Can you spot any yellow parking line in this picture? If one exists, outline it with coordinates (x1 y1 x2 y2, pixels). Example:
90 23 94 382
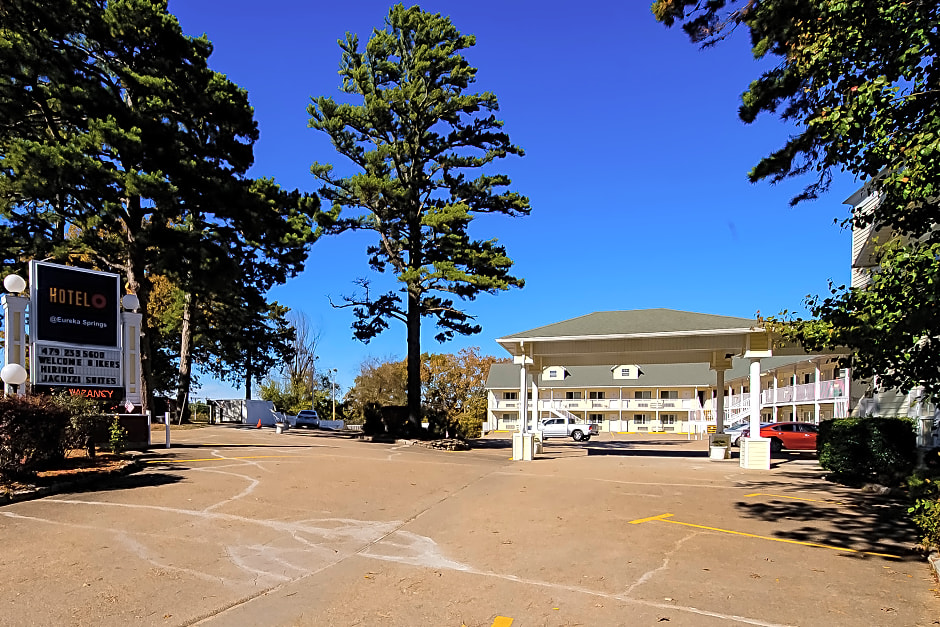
492 617 513 627
744 492 849 505
631 512 899 558
146 455 298 463
628 513 674 524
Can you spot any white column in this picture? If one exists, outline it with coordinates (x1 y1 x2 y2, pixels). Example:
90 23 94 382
844 366 852 409
772 372 778 421
813 361 821 424
530 378 539 432
2 294 28 395
791 366 798 420
518 362 527 434
740 356 771 470
122 310 142 405
715 369 725 433
749 358 762 437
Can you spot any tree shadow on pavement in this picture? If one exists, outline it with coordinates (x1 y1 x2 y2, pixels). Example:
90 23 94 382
584 440 709 458
732 482 922 562
60 471 184 495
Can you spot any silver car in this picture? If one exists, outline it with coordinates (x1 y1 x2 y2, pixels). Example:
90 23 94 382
295 410 319 429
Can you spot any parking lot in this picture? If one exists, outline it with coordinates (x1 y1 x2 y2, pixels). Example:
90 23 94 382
1 427 937 626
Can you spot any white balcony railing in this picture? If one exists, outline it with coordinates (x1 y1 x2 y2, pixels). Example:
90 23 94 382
759 378 847 405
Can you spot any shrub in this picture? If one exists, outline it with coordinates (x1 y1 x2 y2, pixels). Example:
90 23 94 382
908 497 940 551
0 395 71 477
109 416 127 453
48 394 113 458
818 417 916 484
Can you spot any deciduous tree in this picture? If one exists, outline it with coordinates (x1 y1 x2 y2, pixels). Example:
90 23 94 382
653 0 940 397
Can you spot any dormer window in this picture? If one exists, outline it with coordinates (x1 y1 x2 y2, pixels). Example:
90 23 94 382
613 365 641 380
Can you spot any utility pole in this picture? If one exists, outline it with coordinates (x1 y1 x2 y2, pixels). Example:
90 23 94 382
330 368 337 421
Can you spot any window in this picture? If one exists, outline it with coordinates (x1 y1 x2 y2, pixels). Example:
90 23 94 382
565 391 582 400
660 390 678 399
633 414 647 424
589 391 605 400
503 392 517 400
548 370 559 379
661 414 676 425
803 373 815 384
621 368 631 377
589 413 604 423
741 386 749 394
634 391 652 399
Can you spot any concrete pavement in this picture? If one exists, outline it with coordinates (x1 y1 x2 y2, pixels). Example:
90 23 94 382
0 426 937 626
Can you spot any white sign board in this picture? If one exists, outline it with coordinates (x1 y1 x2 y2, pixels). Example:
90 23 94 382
33 343 122 387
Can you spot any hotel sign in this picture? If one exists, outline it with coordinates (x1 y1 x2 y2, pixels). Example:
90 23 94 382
30 261 120 346
29 261 122 390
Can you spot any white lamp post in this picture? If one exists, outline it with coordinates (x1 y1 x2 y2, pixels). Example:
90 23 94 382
3 274 27 294
1 363 28 396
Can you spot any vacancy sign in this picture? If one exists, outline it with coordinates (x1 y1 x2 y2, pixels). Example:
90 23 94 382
29 261 123 391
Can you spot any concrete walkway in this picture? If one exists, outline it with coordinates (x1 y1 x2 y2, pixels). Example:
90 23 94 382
0 426 936 626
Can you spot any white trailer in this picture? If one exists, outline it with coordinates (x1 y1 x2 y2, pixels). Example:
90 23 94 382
210 399 280 426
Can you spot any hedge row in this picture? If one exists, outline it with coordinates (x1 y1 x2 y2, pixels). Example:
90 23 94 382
0 395 118 478
0 395 71 476
818 417 916 484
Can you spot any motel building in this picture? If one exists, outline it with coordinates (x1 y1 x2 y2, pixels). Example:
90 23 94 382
484 310 855 435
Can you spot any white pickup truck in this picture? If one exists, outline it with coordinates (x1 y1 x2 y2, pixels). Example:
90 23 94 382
538 416 598 442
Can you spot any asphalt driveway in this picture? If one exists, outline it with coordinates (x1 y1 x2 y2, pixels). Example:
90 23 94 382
0 427 936 626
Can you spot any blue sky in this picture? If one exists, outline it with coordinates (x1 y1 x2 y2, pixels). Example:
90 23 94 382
167 1 858 399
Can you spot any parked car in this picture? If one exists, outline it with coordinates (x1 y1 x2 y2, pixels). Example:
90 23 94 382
295 409 320 429
538 416 598 442
726 421 775 447
741 421 818 453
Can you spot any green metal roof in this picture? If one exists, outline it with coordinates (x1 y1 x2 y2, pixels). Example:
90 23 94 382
498 309 757 341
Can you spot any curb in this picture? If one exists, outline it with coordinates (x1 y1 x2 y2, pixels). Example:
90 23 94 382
0 453 144 507
929 551 940 581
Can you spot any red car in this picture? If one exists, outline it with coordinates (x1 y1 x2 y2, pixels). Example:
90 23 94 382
741 421 818 453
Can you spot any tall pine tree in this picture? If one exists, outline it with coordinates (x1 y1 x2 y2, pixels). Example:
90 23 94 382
309 4 529 424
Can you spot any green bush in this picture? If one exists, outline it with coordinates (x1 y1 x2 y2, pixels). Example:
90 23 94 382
818 417 916 484
108 416 127 453
0 395 71 477
908 497 940 551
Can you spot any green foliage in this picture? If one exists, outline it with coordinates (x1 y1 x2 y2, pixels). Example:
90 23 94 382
189 401 209 423
775 242 940 399
345 357 408 423
818 417 916 484
259 375 314 416
0 0 319 409
108 416 127 454
908 497 940 551
309 4 529 422
0 395 71 477
421 348 501 438
345 348 501 434
653 1 940 399
49 393 111 458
